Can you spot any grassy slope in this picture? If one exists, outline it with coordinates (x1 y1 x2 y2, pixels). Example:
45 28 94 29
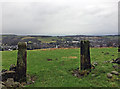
21 36 59 43
2 48 119 87
37 37 57 43
20 36 66 43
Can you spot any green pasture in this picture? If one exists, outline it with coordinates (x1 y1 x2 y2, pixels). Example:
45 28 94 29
1 47 119 87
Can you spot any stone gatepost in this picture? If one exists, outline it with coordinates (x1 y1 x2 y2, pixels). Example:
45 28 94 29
16 42 27 82
118 39 120 73
80 40 91 70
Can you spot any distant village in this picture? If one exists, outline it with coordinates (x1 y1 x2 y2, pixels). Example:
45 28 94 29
0 35 118 51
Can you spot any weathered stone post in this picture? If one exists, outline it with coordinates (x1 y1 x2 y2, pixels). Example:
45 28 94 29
118 38 120 73
118 44 120 57
16 42 27 82
80 40 91 70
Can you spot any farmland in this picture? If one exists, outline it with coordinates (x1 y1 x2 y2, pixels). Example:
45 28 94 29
2 47 119 87
0 35 118 51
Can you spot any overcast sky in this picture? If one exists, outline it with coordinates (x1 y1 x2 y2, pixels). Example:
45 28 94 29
0 0 119 36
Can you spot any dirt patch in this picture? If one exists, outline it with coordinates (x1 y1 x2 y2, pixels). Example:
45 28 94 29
69 56 77 59
70 68 90 78
70 65 96 78
21 74 37 86
47 59 52 61
41 49 48 51
62 57 67 58
35 48 78 51
62 56 77 59
48 48 69 50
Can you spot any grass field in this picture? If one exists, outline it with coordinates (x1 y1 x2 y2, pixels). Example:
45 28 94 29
2 47 119 87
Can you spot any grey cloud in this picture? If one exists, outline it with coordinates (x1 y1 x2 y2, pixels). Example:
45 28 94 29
1 0 118 35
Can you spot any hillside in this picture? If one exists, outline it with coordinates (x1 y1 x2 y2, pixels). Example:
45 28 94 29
0 35 118 51
2 48 119 87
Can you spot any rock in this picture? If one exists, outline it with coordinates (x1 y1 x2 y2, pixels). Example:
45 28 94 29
92 62 98 66
21 82 26 86
2 85 7 89
104 61 110 63
74 74 77 77
1 82 5 86
91 74 95 77
2 71 16 81
111 71 119 75
91 65 95 69
112 65 118 69
13 82 21 87
3 78 22 88
107 73 112 78
27 81 32 85
2 71 16 75
80 70 89 76
9 64 16 71
5 78 14 87
110 61 113 63
112 58 120 64
1 69 7 73
32 81 35 83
